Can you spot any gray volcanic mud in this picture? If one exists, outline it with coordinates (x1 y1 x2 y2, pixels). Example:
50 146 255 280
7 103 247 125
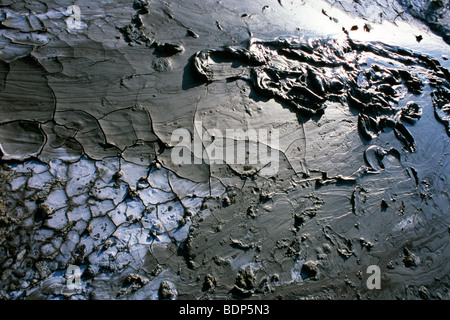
0 0 448 300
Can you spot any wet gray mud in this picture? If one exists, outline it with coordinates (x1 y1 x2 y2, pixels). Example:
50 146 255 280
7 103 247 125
0 0 448 300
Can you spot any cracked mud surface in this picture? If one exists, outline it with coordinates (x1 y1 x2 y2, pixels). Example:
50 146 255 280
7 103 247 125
0 0 449 299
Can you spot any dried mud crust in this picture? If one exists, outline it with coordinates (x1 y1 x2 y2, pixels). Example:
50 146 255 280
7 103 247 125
0 157 227 299
0 0 449 300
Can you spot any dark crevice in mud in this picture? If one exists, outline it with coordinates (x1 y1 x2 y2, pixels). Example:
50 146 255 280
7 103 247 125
181 55 206 90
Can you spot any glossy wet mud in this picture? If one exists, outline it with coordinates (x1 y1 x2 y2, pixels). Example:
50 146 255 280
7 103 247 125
0 0 448 299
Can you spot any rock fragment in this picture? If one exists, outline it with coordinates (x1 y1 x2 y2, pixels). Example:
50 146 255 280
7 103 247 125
301 261 319 279
158 281 177 300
